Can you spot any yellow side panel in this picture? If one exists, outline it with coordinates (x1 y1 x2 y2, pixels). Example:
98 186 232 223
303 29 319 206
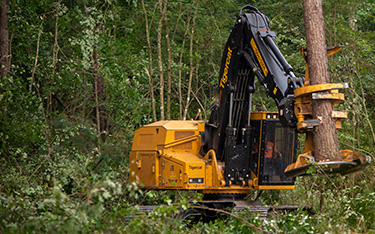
129 151 159 189
138 134 153 145
175 131 195 140
162 153 206 190
139 153 156 187
162 159 183 188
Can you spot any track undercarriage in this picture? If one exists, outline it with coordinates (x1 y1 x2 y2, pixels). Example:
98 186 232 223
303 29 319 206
132 194 313 223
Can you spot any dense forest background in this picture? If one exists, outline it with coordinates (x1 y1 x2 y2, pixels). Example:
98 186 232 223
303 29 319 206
1 0 375 233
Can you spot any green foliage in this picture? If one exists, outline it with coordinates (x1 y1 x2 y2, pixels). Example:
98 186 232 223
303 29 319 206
265 210 316 234
1 0 375 233
126 205 187 233
339 187 375 232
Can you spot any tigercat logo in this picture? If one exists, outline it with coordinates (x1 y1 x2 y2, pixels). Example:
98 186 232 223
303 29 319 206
250 38 268 77
273 87 278 95
219 47 233 88
189 166 202 170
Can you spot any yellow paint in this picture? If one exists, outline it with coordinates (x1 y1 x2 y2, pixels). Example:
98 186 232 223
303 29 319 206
250 112 278 120
294 83 348 133
129 120 205 190
219 47 233 88
294 83 347 98
285 45 370 176
250 38 268 77
129 43 369 198
129 114 295 194
327 46 343 57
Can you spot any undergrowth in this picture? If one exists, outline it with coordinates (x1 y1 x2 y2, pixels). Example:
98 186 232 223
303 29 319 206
1 126 374 234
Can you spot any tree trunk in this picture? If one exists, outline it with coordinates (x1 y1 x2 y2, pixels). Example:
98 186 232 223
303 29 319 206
141 0 157 122
178 14 191 119
183 0 199 120
92 51 109 142
303 0 341 161
157 0 166 120
164 7 172 120
0 0 9 78
85 4 109 142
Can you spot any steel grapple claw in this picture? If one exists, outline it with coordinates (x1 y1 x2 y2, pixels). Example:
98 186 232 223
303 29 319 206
284 150 371 177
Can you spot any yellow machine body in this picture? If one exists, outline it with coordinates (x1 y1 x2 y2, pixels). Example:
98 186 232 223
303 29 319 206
129 113 295 195
130 10 371 197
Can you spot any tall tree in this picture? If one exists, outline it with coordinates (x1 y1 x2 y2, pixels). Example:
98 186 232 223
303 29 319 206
303 0 341 161
177 11 191 119
183 0 199 120
164 4 172 120
157 0 166 120
0 0 9 78
141 0 157 122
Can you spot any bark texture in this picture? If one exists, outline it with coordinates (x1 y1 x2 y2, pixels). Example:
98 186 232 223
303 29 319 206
0 0 9 78
92 54 109 142
165 19 172 120
303 0 341 161
157 0 166 120
141 0 157 121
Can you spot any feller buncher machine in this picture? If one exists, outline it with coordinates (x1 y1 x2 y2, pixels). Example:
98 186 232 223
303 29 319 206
129 5 370 215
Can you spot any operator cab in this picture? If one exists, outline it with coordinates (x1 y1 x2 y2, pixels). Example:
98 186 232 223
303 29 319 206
250 112 297 185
